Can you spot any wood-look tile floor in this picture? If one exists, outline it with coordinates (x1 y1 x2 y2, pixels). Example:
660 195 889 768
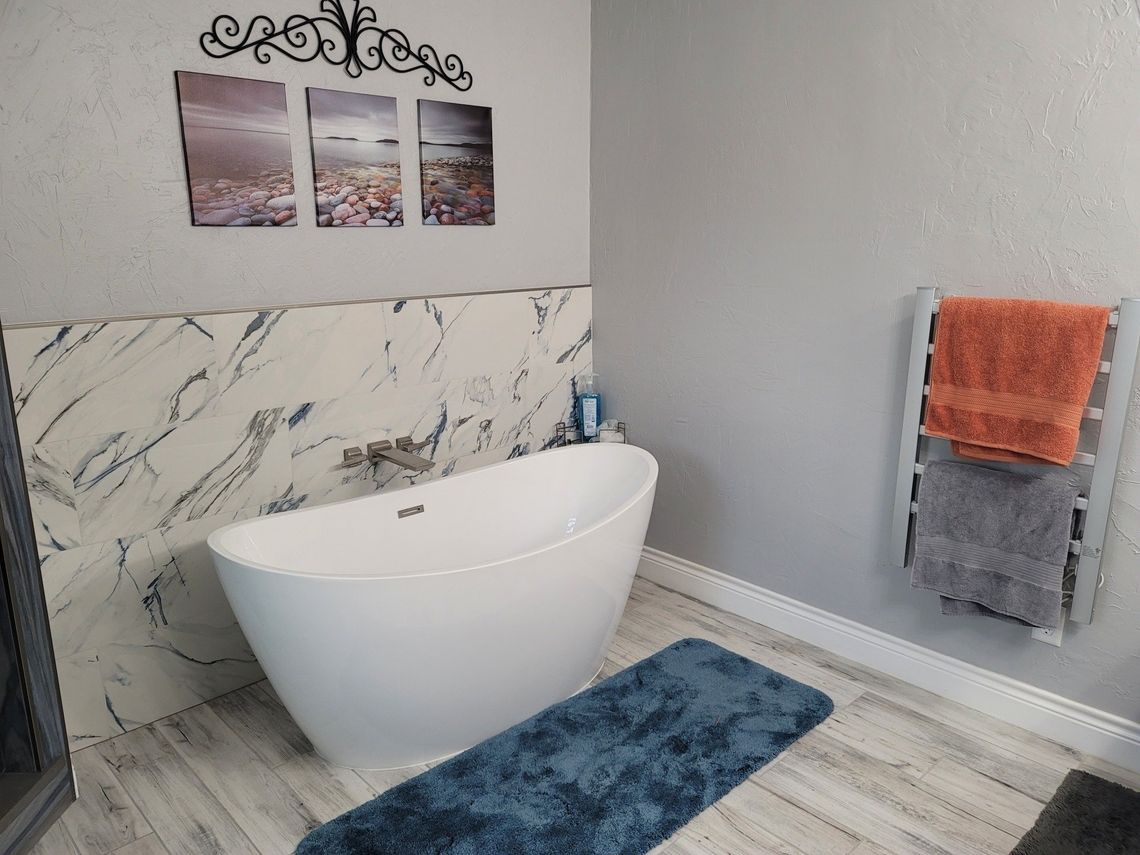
33 578 1140 855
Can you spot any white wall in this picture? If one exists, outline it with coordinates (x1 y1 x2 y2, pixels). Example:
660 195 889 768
0 0 590 324
593 0 1140 720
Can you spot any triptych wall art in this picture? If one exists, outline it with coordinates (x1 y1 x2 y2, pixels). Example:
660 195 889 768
418 100 494 226
174 71 495 228
175 72 298 227
307 88 403 227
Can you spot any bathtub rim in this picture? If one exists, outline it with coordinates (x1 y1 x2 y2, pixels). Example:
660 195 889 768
207 443 658 582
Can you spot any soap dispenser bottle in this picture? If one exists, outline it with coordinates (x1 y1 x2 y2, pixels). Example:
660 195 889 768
577 373 602 441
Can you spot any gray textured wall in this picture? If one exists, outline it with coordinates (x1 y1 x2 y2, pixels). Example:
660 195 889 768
0 0 590 324
592 0 1140 719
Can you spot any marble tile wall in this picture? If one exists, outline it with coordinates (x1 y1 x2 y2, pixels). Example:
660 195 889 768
3 287 592 750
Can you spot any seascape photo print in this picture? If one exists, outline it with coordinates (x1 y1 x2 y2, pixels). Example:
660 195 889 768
175 71 297 227
307 88 403 227
418 99 495 226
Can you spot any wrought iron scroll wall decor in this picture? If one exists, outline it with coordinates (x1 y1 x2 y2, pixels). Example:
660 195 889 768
200 0 473 90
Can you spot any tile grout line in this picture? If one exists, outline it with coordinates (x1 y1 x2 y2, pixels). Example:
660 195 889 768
69 675 269 760
106 833 171 855
205 682 370 845
910 775 1037 840
99 723 265 855
194 689 327 845
160 706 317 854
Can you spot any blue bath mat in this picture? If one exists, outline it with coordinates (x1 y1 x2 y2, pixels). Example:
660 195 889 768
296 637 833 855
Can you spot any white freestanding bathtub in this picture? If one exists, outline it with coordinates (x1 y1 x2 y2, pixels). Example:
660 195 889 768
208 443 658 769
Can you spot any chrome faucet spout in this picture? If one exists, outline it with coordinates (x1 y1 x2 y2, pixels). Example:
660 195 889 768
365 440 436 473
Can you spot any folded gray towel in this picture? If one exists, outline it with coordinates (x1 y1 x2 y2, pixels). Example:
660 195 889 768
910 460 1078 629
939 597 1035 626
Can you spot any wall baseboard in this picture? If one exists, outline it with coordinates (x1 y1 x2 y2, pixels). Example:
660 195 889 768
637 547 1140 774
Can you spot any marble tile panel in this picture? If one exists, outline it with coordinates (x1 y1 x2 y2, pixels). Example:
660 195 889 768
284 383 447 506
156 510 256 625
383 292 535 386
440 369 531 457
4 318 216 444
527 360 594 450
213 305 391 415
23 442 80 556
55 649 119 751
285 366 547 507
100 622 262 736
446 445 519 477
530 287 593 368
41 531 179 659
69 409 291 544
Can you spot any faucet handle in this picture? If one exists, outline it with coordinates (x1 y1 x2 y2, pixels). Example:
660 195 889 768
342 446 367 467
396 435 431 453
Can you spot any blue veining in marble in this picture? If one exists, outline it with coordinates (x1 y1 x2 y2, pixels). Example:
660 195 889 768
4 287 591 749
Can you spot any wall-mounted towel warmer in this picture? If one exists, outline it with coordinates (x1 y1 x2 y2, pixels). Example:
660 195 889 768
891 287 1140 625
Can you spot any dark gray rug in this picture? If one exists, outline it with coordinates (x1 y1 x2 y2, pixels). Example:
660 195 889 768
296 637 833 855
1013 769 1140 854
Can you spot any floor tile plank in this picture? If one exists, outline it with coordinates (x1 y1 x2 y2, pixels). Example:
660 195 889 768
676 799 814 854
760 731 1018 854
756 762 949 855
109 833 171 855
61 748 152 854
847 692 1065 802
717 776 860 854
848 841 895 855
208 682 312 769
273 751 378 823
156 704 320 853
814 702 942 778
95 725 258 855
1077 755 1140 790
660 837 713 855
916 758 1045 837
28 820 80 855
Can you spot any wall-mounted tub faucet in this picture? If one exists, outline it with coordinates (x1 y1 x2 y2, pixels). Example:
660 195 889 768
369 439 437 473
342 436 437 473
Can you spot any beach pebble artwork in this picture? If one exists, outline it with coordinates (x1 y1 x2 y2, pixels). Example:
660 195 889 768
307 88 404 228
176 71 298 228
190 176 297 227
420 156 494 226
418 99 495 226
315 174 403 227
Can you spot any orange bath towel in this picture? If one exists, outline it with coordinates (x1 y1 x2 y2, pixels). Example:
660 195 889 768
925 296 1110 466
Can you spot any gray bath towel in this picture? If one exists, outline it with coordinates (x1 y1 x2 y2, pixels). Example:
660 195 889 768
911 460 1078 629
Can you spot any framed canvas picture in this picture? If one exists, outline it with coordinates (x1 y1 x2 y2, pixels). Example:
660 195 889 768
307 88 403 227
175 71 297 227
417 99 494 226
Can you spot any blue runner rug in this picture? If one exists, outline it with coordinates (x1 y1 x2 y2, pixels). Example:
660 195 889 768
296 637 833 855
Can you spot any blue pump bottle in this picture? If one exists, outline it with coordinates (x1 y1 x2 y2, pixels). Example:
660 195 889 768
577 373 602 440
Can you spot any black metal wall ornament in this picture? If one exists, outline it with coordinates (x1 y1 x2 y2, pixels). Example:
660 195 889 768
200 0 473 90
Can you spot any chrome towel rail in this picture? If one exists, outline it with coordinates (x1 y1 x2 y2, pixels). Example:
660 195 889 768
932 297 1121 328
891 288 1140 625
